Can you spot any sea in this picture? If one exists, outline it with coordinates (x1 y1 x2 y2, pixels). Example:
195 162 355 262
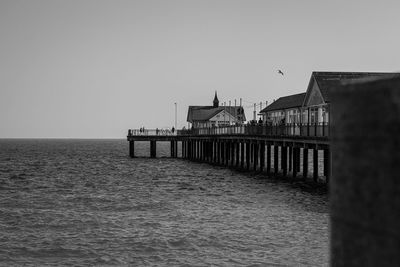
0 139 329 266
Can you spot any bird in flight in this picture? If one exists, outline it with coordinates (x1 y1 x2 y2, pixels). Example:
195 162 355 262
277 70 284 76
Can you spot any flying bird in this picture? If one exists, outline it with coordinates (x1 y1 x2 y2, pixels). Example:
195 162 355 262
277 70 284 76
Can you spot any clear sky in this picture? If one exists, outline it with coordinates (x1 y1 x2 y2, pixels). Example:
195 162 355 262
1 0 399 138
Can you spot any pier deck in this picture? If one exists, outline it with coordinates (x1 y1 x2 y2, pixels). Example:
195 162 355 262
127 124 330 184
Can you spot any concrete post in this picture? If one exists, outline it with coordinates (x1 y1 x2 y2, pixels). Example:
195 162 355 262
253 142 258 171
266 144 271 175
330 76 400 266
235 142 240 168
324 148 330 184
260 141 265 172
129 141 135 158
150 141 156 158
313 148 318 182
241 141 245 169
246 141 250 171
292 146 297 179
295 147 301 172
274 145 279 174
303 147 308 180
282 146 287 177
170 141 175 158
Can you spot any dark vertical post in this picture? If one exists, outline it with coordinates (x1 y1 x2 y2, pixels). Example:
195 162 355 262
260 141 265 172
288 146 293 171
213 141 217 163
235 142 240 168
225 141 229 166
303 147 308 180
324 148 330 184
313 148 318 182
295 147 301 172
246 141 250 171
241 141 245 169
196 140 200 160
292 146 297 179
150 140 156 158
282 146 287 177
274 145 279 174
220 141 224 165
253 141 258 171
170 141 174 158
250 142 254 165
266 143 271 175
201 141 205 161
222 141 225 165
129 141 135 158
231 142 235 167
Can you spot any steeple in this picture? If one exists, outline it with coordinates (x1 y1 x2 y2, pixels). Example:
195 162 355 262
213 91 219 107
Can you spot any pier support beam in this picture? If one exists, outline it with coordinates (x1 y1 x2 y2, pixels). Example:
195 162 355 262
253 141 258 171
246 141 250 171
260 141 265 172
331 76 400 266
274 145 279 175
150 141 157 158
170 141 175 158
292 147 297 179
266 144 271 175
303 147 308 180
324 148 330 184
313 148 318 182
129 141 135 158
235 142 240 168
282 146 287 177
241 141 245 169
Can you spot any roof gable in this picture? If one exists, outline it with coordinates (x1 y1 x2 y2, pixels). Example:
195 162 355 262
187 106 246 122
260 93 305 113
305 71 400 105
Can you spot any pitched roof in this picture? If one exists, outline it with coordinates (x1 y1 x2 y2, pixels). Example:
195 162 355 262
187 106 245 122
260 92 306 113
311 72 400 103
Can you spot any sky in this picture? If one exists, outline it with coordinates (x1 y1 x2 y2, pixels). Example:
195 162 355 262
1 0 400 138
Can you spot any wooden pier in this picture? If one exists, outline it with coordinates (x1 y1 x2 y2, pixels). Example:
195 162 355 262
127 124 330 184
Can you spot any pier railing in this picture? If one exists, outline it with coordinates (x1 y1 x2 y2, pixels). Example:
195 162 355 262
178 123 329 137
128 129 176 136
128 123 329 138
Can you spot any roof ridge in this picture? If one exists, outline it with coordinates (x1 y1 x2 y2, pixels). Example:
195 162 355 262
313 71 397 76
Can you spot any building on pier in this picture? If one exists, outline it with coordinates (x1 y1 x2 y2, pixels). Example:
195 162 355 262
259 92 305 125
187 92 246 128
260 71 399 127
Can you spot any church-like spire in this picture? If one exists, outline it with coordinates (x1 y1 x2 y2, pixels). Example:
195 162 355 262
213 91 219 107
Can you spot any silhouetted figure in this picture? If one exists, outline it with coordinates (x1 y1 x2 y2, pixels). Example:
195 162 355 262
172 127 175 134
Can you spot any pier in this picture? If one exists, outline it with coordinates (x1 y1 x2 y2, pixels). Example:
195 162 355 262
127 123 330 184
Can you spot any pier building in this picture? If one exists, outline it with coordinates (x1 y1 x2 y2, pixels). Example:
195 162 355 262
187 92 246 128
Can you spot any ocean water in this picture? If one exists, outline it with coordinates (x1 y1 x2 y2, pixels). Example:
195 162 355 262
0 139 329 266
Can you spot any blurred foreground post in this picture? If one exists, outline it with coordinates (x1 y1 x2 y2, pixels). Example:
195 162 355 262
331 77 400 266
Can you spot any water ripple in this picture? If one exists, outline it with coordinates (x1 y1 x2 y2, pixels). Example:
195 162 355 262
0 139 328 266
